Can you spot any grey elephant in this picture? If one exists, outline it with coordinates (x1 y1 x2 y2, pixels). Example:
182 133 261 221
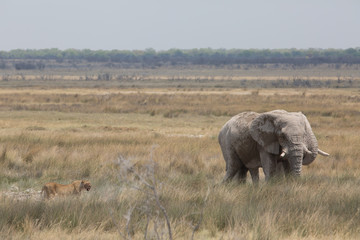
218 110 329 183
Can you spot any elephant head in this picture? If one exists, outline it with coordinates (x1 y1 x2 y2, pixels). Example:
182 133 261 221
250 110 329 176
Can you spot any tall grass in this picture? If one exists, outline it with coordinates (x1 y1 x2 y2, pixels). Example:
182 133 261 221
0 88 359 239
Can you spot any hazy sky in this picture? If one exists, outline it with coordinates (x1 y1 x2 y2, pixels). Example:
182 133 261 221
1 0 359 51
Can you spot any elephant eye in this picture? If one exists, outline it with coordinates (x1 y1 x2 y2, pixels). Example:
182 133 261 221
278 133 286 141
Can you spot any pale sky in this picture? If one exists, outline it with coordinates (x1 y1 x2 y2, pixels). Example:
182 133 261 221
1 0 359 51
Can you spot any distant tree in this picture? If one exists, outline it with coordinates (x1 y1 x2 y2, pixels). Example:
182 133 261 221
1 48 360 67
14 62 37 70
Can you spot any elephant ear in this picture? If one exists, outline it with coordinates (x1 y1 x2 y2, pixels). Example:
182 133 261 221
250 113 280 154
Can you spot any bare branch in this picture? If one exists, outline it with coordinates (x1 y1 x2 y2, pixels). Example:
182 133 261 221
191 187 211 240
144 210 150 240
152 186 172 240
115 145 173 240
124 204 135 239
153 216 161 240
109 209 128 240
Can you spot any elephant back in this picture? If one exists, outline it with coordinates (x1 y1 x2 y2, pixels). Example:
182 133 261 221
219 112 260 158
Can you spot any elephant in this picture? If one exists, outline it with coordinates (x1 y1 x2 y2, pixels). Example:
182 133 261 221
218 110 329 183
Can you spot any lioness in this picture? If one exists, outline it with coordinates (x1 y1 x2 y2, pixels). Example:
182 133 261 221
41 180 91 200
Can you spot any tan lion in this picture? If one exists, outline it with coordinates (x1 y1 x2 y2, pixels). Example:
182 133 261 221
41 180 91 200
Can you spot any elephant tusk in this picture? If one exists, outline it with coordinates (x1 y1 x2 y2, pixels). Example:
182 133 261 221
280 151 286 158
303 145 312 155
318 149 330 157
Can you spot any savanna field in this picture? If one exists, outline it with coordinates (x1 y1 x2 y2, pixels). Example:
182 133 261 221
0 65 360 239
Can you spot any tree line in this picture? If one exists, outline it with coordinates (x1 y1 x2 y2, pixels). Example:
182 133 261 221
1 48 360 67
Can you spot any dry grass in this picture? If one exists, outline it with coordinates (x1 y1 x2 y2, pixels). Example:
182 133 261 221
2 63 360 88
0 86 359 239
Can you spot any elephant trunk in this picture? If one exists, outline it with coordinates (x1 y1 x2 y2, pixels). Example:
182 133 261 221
290 156 303 176
302 129 319 165
287 145 304 176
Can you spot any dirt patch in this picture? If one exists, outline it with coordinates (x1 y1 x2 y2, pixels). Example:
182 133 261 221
1 185 42 201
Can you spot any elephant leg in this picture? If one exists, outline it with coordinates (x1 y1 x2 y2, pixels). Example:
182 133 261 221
249 168 259 184
235 163 249 184
275 162 284 178
259 148 277 181
222 148 243 182
275 159 291 179
281 160 291 177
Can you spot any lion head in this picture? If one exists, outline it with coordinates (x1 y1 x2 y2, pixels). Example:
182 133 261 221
81 180 91 191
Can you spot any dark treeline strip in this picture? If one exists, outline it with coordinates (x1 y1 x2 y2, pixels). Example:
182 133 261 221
1 48 360 66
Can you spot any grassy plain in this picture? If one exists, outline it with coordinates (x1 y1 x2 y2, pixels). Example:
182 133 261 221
1 63 360 88
0 65 360 239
